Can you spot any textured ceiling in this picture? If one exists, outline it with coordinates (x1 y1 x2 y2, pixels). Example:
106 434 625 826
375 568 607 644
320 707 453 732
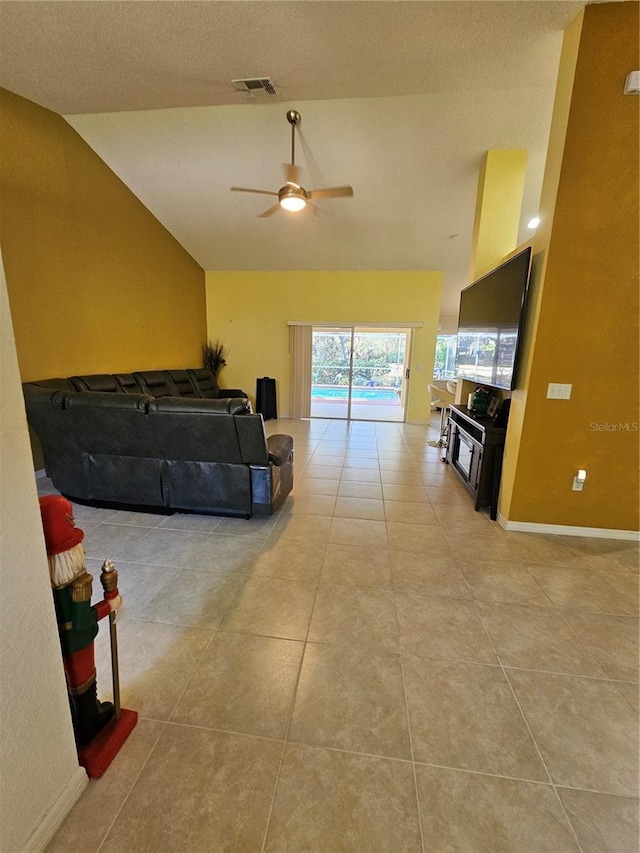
0 1 587 317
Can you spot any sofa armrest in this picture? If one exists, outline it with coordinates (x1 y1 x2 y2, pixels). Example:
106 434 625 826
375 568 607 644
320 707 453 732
267 434 293 466
218 388 248 399
150 396 251 415
23 378 75 394
219 391 253 412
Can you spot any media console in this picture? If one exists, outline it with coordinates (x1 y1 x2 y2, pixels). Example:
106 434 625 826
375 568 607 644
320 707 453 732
445 404 507 520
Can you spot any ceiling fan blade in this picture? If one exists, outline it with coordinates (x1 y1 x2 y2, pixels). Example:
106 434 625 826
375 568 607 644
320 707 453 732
231 187 278 197
307 185 354 200
258 203 281 218
283 163 300 185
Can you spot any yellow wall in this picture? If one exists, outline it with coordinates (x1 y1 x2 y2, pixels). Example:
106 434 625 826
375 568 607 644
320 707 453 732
206 271 442 422
500 3 639 531
468 149 528 281
499 12 584 521
0 88 206 381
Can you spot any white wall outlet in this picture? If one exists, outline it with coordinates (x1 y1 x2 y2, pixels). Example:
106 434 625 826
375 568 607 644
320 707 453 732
547 383 572 399
572 469 586 491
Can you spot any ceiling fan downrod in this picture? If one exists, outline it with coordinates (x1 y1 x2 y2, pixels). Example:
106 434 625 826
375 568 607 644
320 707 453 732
286 110 301 173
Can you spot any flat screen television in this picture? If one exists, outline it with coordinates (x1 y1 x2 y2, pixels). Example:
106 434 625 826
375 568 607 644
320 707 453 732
455 246 532 391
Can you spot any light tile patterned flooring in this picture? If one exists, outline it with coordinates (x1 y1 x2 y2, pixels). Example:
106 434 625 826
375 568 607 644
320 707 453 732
44 417 639 853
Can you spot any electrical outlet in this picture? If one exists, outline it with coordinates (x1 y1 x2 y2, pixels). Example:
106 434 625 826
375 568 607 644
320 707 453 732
572 469 587 491
547 383 572 399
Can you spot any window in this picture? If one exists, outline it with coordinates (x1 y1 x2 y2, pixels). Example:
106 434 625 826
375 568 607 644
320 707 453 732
433 334 457 379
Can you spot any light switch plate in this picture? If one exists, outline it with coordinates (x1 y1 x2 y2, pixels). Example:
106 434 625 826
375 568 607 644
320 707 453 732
547 383 572 399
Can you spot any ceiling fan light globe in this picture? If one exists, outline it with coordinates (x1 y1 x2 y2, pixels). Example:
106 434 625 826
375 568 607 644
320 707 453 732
278 184 308 212
280 195 306 212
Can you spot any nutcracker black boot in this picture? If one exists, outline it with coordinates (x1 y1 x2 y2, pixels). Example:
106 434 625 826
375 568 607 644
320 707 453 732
70 679 114 746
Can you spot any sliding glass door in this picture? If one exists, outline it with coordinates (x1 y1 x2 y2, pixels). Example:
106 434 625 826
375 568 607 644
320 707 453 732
310 327 353 419
310 326 411 421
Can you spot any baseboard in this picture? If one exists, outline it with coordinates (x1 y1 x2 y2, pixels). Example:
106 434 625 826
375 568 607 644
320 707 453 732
23 766 88 853
497 513 639 541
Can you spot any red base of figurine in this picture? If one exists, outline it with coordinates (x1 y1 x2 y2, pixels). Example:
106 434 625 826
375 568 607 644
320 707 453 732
77 708 138 778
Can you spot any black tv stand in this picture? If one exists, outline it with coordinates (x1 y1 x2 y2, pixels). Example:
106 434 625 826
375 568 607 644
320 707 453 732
445 404 507 520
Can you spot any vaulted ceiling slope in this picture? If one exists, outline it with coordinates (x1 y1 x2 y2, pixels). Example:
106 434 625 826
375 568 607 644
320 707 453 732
0 1 587 315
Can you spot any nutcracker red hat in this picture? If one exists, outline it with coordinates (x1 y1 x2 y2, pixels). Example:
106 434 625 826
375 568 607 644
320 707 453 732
39 495 84 555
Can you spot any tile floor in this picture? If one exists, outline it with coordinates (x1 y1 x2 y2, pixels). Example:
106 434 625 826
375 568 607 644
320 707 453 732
43 416 639 853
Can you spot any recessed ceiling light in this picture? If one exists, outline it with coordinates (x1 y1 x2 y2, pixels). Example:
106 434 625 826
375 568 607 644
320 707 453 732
527 217 541 229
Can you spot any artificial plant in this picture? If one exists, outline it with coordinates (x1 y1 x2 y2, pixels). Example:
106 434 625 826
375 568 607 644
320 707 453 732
202 340 228 381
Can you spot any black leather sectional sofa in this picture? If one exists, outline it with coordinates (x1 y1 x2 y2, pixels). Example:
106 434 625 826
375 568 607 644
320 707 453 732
23 369 293 517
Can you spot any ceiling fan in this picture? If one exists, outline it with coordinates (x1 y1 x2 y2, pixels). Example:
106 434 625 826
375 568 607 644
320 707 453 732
231 110 353 217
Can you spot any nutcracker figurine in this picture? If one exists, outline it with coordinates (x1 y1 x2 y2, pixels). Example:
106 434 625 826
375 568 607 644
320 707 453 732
40 495 137 776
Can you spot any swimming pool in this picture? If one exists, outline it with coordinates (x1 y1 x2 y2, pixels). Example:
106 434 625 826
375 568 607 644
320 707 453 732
311 386 400 401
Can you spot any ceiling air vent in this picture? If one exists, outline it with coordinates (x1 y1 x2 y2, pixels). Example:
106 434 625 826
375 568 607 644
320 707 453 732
232 77 277 96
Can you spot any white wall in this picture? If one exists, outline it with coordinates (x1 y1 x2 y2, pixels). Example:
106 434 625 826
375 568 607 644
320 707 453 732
0 253 86 852
438 313 459 335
